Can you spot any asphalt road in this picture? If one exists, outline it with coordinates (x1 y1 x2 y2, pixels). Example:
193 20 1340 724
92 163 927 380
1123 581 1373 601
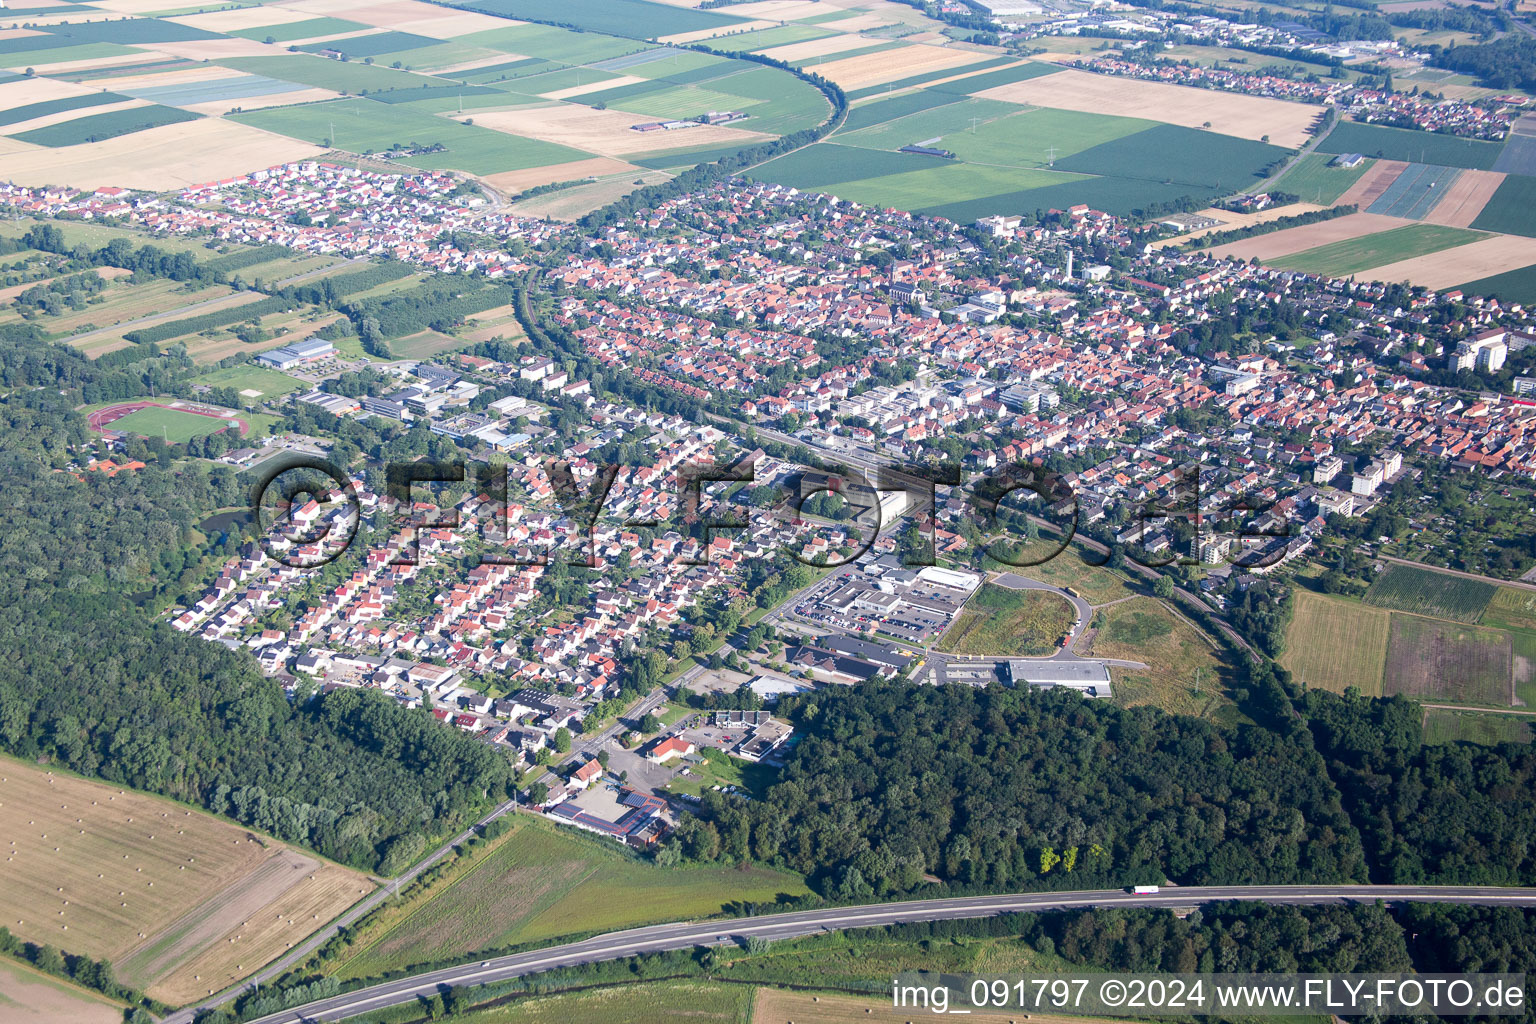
238 886 1536 1024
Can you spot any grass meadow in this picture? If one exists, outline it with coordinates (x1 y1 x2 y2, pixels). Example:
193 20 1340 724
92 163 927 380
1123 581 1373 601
1280 590 1390 696
939 583 1075 656
1272 224 1487 277
333 815 808 980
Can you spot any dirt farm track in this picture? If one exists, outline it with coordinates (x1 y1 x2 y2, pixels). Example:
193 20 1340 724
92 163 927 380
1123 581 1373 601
86 400 250 437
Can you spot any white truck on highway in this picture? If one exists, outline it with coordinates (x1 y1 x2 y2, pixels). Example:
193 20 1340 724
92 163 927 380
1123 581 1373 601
1130 885 1160 895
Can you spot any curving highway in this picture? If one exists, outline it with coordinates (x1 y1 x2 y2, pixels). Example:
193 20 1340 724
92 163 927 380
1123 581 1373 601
231 885 1536 1024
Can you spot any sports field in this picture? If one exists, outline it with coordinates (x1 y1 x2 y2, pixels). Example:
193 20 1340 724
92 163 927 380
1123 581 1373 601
195 363 306 403
1268 224 1486 277
1275 152 1374 205
1279 590 1390 695
1385 613 1512 705
98 404 241 443
0 756 372 1003
1362 562 1497 622
938 583 1075 656
332 815 808 979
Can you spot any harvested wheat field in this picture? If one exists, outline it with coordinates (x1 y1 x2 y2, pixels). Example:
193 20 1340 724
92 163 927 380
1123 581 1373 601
1337 159 1406 207
817 44 982 89
752 988 1134 1024
726 0 831 18
123 854 372 1004
472 104 768 158
0 76 100 108
540 74 645 100
151 38 284 59
0 118 326 190
1347 233 1536 289
1152 202 1325 248
169 5 316 33
975 68 1317 146
759 33 889 63
0 755 371 1003
481 155 637 193
1205 212 1413 261
659 20 780 44
1424 168 1505 227
185 87 341 116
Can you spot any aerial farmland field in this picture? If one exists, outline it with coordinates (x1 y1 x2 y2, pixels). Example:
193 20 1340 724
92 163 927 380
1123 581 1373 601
1422 708 1534 746
1384 613 1512 705
1362 562 1498 622
1273 153 1374 204
332 816 807 980
1318 120 1506 171
0 756 373 1004
1280 590 1390 695
1269 224 1487 277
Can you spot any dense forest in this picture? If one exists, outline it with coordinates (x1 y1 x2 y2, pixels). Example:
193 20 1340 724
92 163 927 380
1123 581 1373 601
0 328 515 873
672 674 1366 895
1426 36 1536 92
1304 689 1536 885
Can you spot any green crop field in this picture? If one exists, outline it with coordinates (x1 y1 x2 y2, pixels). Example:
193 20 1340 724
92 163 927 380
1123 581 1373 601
0 92 126 128
943 106 1151 167
1363 562 1498 621
1276 152 1375 204
107 406 240 443
1385 612 1512 704
298 31 438 60
939 583 1075 656
927 60 1061 94
1471 174 1536 237
217 55 449 93
451 0 746 38
716 24 834 50
1459 262 1536 306
371 41 501 72
816 162 1086 213
1280 590 1389 695
1054 124 1289 190
229 17 368 43
1270 223 1486 277
0 43 138 69
836 97 1026 151
1422 708 1534 746
842 90 963 133
1318 120 1505 171
925 175 1218 222
10 104 200 146
1481 586 1536 632
333 816 807 979
456 23 650 66
230 99 591 174
843 55 1013 100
